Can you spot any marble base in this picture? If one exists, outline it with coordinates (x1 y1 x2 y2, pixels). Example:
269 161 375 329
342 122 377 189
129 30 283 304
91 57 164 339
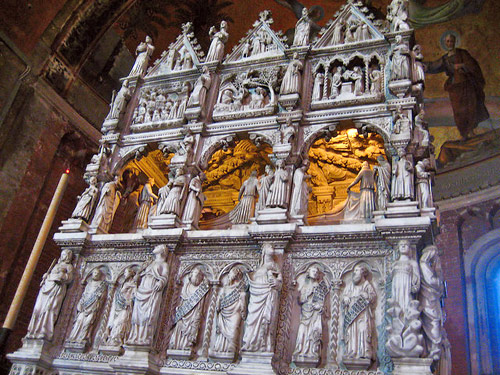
289 214 306 225
420 207 436 218
149 214 181 229
111 345 160 375
278 93 300 111
209 350 236 363
7 338 53 369
385 201 420 218
388 79 411 98
185 107 202 122
392 357 433 375
64 340 87 353
101 118 119 134
167 348 192 360
292 353 319 367
256 207 289 224
342 357 371 370
228 352 277 375
99 343 123 355
58 218 90 233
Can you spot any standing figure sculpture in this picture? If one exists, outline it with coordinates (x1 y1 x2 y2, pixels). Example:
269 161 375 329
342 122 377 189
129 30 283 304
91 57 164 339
169 266 209 351
346 161 376 220
229 170 259 224
331 20 344 45
392 150 414 201
369 69 382 95
129 36 155 77
330 67 342 98
134 178 157 230
280 53 303 95
91 175 121 233
26 250 74 340
187 66 212 109
293 265 329 364
293 8 312 46
257 166 274 212
415 159 432 209
71 177 99 223
390 35 410 81
266 160 290 209
374 156 391 211
211 267 247 356
160 168 189 216
241 243 282 352
106 79 131 120
182 174 207 228
312 72 324 101
419 245 445 360
392 240 420 311
206 21 229 62
342 264 376 360
424 33 489 140
128 245 169 345
104 267 137 346
289 160 311 217
157 181 173 215
67 268 107 346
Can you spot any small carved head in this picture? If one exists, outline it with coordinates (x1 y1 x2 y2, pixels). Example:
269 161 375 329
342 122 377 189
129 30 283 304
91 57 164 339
91 268 104 281
228 267 243 283
353 264 369 284
60 249 73 263
190 266 205 286
124 267 136 280
398 239 412 256
307 265 320 281
145 36 153 44
153 244 168 259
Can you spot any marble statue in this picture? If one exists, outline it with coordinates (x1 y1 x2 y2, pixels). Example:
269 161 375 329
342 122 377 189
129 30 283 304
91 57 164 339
289 160 311 217
106 80 131 120
312 72 324 101
26 250 74 340
157 181 173 215
393 107 410 134
391 150 414 200
386 299 424 358
415 159 432 209
266 160 290 209
104 267 137 346
241 40 251 59
206 21 229 62
350 67 364 96
241 243 282 352
256 166 274 212
414 107 430 149
281 119 297 145
128 245 169 345
390 35 410 81
187 66 212 108
392 240 420 311
71 177 99 222
346 161 376 219
331 20 344 45
179 129 196 156
134 178 157 230
387 0 410 32
160 167 188 216
419 245 445 360
211 266 247 355
293 8 312 46
90 175 121 233
249 87 267 109
177 81 191 117
169 266 209 350
181 174 207 227
369 69 382 95
293 265 328 362
280 53 303 95
230 170 259 224
330 67 342 99
67 268 107 345
129 36 155 77
411 45 425 85
342 264 376 360
374 155 391 211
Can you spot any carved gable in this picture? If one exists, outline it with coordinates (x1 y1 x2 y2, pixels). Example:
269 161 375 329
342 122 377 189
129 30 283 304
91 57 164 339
313 2 385 49
224 10 287 63
147 22 205 77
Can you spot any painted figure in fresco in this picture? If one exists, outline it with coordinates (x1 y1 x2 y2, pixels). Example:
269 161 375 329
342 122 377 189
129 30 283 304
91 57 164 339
211 266 247 355
129 36 155 77
241 243 282 352
169 266 209 350
229 170 259 224
67 268 107 345
266 160 290 209
280 53 303 95
104 267 137 346
293 265 328 362
206 21 229 62
26 250 74 341
71 177 99 223
257 166 274 212
342 264 376 360
128 245 169 345
392 240 420 311
293 7 312 46
134 178 157 230
91 175 121 233
424 32 489 140
346 161 376 220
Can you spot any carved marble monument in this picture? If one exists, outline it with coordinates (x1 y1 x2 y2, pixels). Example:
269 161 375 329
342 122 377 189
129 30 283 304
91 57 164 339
10 4 444 375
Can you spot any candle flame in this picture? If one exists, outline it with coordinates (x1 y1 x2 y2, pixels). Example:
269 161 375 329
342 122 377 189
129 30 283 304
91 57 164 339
65 169 70 174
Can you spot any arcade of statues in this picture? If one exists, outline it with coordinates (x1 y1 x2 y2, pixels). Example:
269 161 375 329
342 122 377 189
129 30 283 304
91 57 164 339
8 2 447 375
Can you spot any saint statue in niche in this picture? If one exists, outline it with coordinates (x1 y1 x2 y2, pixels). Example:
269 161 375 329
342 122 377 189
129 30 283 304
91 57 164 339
91 175 121 233
26 250 74 341
229 170 259 224
424 32 489 140
345 161 375 220
266 160 290 209
342 264 376 361
133 178 157 230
